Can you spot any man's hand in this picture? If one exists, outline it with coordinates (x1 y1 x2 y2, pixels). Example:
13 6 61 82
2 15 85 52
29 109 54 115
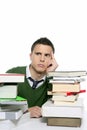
46 52 58 73
28 106 42 118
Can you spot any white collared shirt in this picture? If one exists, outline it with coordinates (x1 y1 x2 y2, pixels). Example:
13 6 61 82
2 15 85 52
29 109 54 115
26 65 46 88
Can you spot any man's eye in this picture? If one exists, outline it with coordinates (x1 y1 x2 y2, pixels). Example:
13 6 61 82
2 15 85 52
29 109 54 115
45 54 50 57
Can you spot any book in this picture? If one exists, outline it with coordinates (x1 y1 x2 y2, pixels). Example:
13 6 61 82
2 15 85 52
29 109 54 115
0 108 23 120
42 98 83 118
0 73 25 83
47 117 81 127
47 91 68 96
53 100 77 105
52 83 80 92
52 94 78 102
0 96 27 105
0 104 28 114
49 77 85 84
0 84 17 98
48 90 86 96
47 70 87 77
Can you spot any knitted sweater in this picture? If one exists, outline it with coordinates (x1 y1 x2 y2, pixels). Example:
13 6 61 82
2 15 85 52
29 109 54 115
6 66 52 107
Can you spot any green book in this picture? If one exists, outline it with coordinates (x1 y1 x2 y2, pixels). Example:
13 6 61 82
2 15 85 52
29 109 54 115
0 96 27 105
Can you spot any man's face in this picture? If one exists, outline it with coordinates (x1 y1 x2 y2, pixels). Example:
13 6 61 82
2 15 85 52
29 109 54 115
30 44 53 74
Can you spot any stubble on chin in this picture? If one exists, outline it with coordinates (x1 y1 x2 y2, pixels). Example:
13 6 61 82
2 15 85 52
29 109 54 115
30 64 46 75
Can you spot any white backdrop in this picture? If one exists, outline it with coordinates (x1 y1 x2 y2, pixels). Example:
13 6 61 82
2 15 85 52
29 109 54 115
0 0 87 109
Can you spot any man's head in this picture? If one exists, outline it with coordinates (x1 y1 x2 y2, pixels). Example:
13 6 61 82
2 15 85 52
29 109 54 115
30 37 55 75
31 37 55 54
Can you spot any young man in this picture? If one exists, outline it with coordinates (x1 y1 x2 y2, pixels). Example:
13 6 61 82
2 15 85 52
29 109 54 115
6 37 58 118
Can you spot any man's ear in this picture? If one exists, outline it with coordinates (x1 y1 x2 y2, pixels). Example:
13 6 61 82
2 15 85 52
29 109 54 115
29 53 32 61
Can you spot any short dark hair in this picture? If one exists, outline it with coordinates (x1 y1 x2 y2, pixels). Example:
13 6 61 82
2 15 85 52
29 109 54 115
31 37 55 53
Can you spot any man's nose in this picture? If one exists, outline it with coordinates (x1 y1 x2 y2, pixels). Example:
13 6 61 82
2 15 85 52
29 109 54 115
40 55 45 61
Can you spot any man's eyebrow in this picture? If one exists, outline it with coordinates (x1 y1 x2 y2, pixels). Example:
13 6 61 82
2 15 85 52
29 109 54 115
35 51 51 55
44 53 51 56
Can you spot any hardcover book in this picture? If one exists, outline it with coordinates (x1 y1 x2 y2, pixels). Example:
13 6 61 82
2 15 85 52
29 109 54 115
42 98 83 118
52 94 78 102
0 73 25 83
0 84 17 98
47 70 87 77
0 96 27 105
0 109 23 120
47 117 81 127
52 83 80 92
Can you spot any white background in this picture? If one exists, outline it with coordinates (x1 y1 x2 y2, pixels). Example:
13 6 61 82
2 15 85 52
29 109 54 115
0 0 87 109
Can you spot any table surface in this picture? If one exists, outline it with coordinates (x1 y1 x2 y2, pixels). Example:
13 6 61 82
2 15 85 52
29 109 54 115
13 109 87 130
0 110 87 130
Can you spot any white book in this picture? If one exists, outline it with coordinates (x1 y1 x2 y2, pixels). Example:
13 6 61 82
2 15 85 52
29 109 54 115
49 77 85 84
47 70 87 77
52 94 78 102
0 73 25 83
42 98 84 118
0 85 17 98
0 109 23 120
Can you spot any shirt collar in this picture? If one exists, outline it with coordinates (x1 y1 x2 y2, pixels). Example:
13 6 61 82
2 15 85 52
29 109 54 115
26 65 31 79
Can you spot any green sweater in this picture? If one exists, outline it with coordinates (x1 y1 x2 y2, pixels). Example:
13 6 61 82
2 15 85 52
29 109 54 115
6 66 52 107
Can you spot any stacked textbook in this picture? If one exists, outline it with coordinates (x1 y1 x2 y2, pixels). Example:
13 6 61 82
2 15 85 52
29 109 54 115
42 70 87 127
0 73 28 120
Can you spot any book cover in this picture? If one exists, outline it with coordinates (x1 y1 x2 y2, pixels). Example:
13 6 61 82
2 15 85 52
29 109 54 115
0 109 23 120
47 70 87 77
42 98 83 118
47 117 81 127
0 73 25 83
49 77 85 83
47 91 69 96
0 96 27 105
52 83 80 92
0 103 28 114
52 94 78 102
0 84 17 98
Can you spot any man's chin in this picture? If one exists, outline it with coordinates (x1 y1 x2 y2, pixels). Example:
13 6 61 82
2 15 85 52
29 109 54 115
36 70 46 74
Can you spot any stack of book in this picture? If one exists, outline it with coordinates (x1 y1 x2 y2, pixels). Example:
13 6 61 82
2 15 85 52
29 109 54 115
0 73 28 120
42 70 87 127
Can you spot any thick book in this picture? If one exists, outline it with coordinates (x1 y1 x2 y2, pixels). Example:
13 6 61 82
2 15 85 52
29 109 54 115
0 84 17 98
52 94 78 102
47 117 81 127
0 108 23 120
52 83 80 92
47 70 87 77
0 73 25 83
42 98 83 118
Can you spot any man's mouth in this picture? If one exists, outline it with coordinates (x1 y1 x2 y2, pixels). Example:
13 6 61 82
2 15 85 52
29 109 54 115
38 64 45 68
